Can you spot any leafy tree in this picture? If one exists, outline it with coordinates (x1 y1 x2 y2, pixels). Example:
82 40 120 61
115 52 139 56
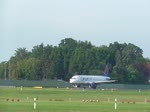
14 48 29 60
0 38 149 83
126 65 145 83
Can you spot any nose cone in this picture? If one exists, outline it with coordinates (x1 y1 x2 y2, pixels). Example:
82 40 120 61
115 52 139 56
70 79 74 83
70 75 77 83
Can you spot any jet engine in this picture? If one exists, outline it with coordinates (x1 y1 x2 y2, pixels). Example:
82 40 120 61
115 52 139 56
90 83 97 89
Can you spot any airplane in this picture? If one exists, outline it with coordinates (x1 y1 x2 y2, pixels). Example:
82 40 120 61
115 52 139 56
69 63 116 89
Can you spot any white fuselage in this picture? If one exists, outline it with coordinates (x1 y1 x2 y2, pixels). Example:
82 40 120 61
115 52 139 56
70 75 110 84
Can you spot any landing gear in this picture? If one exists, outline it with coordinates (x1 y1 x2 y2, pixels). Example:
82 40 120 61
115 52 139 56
73 84 81 88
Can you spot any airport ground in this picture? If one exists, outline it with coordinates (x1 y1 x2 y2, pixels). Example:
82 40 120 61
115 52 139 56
0 87 150 112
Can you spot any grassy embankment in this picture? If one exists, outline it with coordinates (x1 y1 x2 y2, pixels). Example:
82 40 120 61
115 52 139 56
0 87 150 112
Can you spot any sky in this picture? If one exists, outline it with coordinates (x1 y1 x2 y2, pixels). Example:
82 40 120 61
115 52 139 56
0 0 150 62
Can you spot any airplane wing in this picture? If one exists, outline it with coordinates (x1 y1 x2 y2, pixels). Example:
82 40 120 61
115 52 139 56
91 80 116 84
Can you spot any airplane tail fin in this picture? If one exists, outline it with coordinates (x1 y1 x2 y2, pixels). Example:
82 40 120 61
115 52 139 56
103 63 110 76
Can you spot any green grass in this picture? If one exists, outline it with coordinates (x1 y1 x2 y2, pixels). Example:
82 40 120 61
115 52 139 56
0 87 150 112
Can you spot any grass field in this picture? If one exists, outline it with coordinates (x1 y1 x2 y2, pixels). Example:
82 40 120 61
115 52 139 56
0 87 150 112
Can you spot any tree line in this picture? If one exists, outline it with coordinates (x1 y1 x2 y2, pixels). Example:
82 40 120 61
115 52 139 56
0 38 149 83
